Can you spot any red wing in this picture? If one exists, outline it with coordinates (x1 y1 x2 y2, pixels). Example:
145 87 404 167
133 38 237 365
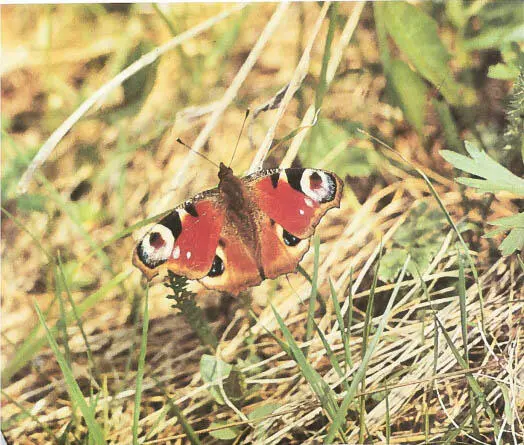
198 232 261 295
246 168 343 239
133 194 224 280
258 216 310 280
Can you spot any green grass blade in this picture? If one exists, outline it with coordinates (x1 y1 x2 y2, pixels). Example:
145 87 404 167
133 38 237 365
54 263 72 368
152 376 202 445
271 304 346 442
312 318 348 390
304 236 320 356
1 207 52 262
1 390 59 442
329 278 352 370
3 271 130 384
324 255 411 443
457 251 480 436
132 283 150 445
34 301 107 445
57 254 97 380
434 316 500 437
359 244 382 443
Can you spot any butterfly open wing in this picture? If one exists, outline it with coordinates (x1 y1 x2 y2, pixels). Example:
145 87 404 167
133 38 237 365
246 168 343 280
133 166 343 295
133 194 224 280
133 190 262 294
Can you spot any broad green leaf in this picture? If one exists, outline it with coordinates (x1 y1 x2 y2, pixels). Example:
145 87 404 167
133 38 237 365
441 141 524 195
209 421 240 440
248 403 280 420
388 59 428 135
200 355 232 405
383 1 461 104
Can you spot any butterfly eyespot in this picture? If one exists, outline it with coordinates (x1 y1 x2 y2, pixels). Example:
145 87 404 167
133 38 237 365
137 224 174 269
282 229 301 247
208 255 225 277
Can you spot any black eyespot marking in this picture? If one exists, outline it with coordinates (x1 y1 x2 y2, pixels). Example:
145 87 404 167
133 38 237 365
149 232 164 248
218 239 226 248
208 255 225 277
184 203 199 217
310 171 322 182
282 229 301 247
286 169 304 192
270 172 279 188
159 211 182 239
137 244 166 269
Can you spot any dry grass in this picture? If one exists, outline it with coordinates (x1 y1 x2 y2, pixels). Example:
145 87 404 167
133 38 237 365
1 3 523 444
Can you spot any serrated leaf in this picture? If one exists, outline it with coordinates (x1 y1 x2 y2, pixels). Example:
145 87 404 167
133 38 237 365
388 59 428 135
209 421 240 440
464 23 524 51
383 1 460 104
488 212 524 229
499 228 524 256
441 142 524 195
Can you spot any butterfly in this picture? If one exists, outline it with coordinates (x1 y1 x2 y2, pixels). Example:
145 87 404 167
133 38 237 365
133 162 343 295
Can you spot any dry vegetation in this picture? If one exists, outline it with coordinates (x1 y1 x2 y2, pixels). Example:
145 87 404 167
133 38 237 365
1 2 523 444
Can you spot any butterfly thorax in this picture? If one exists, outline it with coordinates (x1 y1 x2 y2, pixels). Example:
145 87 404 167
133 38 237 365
217 162 248 213
217 162 260 259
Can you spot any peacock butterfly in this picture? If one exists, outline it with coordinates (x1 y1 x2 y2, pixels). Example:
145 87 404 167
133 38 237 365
132 162 343 295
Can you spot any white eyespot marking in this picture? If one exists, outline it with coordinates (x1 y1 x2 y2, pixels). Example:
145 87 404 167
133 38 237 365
304 197 314 208
299 209 305 215
300 169 336 203
172 245 180 260
186 251 192 260
139 224 174 267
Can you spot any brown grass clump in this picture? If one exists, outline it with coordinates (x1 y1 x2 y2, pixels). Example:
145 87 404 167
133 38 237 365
2 3 522 444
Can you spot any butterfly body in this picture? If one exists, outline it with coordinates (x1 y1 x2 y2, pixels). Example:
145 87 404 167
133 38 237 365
133 163 343 295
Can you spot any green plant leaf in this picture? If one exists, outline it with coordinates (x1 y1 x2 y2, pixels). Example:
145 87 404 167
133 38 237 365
441 141 524 195
387 59 428 135
209 421 240 440
248 403 280 420
382 1 461 105
200 355 232 405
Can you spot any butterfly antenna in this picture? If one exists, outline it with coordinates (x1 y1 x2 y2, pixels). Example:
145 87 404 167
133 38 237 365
228 109 250 168
176 138 220 169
